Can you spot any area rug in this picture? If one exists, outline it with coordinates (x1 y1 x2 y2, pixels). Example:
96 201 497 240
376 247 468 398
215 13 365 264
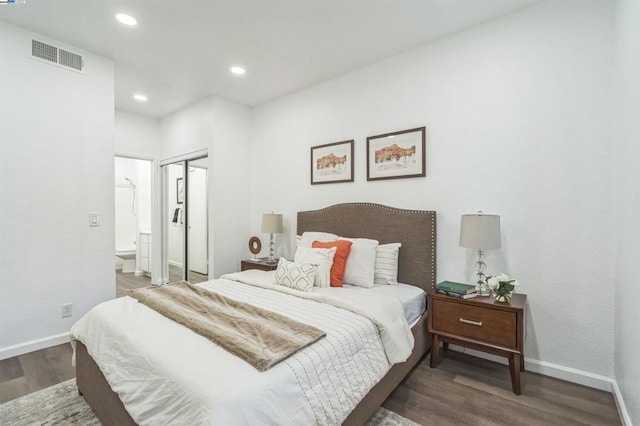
0 379 421 425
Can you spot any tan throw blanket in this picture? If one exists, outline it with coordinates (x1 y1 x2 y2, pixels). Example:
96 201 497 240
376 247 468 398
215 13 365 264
129 282 326 371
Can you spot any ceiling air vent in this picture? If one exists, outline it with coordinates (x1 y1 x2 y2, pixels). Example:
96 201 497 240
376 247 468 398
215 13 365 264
30 39 84 73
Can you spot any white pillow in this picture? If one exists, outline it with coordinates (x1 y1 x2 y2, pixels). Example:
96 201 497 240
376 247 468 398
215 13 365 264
294 246 337 288
299 231 339 248
341 237 379 288
374 243 401 284
273 258 317 292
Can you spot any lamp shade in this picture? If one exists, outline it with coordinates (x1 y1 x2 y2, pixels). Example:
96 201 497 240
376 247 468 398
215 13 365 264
459 213 501 250
261 213 283 234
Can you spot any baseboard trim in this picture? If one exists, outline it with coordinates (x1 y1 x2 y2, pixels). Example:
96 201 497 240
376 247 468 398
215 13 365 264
526 358 618 392
612 380 633 426
449 345 616 391
0 332 70 360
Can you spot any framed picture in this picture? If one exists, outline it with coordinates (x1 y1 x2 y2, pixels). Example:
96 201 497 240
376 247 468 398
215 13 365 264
311 140 354 185
367 127 426 181
176 177 184 204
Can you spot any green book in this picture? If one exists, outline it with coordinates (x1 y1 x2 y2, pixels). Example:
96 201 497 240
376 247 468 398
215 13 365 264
436 281 476 295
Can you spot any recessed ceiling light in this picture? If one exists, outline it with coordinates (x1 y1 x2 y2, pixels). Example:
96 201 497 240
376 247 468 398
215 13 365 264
133 93 147 102
230 66 246 75
115 13 138 26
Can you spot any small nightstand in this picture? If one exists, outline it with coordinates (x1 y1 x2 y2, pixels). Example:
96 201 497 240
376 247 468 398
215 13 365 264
241 258 279 272
427 290 527 394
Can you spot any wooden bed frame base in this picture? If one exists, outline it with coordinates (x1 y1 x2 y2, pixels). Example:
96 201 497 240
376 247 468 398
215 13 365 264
76 314 430 426
76 341 136 426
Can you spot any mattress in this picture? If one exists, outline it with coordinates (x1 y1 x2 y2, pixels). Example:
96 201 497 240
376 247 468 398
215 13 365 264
342 283 426 326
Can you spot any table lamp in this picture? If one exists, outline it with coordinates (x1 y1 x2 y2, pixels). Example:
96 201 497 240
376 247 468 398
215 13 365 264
261 213 283 263
459 211 501 296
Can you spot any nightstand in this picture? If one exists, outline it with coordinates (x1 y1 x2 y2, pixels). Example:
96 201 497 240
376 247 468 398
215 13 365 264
427 290 527 394
241 258 279 272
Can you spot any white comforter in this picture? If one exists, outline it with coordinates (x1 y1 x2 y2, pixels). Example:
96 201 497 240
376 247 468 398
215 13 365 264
70 270 414 425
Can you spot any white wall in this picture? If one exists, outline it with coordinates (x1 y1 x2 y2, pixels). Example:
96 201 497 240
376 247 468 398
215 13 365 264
614 0 640 424
161 98 214 159
210 97 253 276
0 22 115 358
115 110 161 159
251 1 615 381
161 97 252 278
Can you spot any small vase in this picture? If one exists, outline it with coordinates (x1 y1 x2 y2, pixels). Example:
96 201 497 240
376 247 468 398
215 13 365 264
492 288 512 303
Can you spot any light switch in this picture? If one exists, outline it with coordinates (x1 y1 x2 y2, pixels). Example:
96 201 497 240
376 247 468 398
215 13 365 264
89 212 100 227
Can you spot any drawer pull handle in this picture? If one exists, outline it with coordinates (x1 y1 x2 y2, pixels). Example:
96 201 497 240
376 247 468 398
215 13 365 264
459 318 483 327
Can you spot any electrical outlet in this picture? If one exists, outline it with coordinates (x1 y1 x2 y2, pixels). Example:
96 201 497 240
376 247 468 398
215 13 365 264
62 303 73 318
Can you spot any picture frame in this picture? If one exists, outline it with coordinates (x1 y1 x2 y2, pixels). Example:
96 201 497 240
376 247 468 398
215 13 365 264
367 127 426 181
311 140 354 185
176 177 184 204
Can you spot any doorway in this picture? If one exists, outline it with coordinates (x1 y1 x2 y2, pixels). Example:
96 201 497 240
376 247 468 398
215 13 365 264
114 156 153 296
162 154 209 283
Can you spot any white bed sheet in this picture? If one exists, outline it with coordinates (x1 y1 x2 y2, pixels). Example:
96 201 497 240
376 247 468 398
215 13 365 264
342 283 426 326
71 272 414 425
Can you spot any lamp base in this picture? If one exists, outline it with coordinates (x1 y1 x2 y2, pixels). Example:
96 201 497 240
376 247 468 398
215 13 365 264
266 233 277 264
476 281 491 297
475 249 491 296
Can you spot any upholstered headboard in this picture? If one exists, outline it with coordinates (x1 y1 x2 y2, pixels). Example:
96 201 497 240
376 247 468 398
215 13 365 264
297 203 436 292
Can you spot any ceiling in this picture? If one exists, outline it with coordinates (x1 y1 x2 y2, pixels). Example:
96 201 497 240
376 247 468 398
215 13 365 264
0 0 537 118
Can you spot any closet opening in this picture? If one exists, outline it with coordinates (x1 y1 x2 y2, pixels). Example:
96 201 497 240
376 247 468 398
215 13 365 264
161 153 209 284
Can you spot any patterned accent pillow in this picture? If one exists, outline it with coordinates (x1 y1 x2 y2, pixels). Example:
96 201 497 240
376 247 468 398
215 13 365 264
374 243 401 284
294 246 337 288
273 258 318 292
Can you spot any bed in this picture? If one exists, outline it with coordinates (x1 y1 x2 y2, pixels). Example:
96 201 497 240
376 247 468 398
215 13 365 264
73 203 436 425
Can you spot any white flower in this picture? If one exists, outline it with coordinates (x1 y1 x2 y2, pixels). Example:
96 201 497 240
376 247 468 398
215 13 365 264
497 273 510 282
487 276 500 290
511 280 520 287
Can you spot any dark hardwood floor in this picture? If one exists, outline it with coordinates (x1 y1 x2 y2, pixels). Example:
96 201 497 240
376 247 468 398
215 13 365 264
116 266 209 297
384 350 621 425
0 343 621 425
0 343 74 404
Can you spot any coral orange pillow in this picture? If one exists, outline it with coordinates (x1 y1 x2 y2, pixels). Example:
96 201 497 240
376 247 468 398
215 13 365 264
312 240 353 287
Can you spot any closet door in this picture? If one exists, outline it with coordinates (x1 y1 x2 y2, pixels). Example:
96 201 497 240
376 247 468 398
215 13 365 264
161 154 209 284
187 159 208 277
162 161 185 283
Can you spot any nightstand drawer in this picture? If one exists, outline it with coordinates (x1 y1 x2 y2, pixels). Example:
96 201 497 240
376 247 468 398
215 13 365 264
432 299 516 348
